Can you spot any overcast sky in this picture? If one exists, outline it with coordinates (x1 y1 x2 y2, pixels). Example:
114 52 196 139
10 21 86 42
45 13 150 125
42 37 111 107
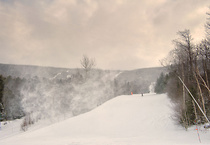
0 0 209 70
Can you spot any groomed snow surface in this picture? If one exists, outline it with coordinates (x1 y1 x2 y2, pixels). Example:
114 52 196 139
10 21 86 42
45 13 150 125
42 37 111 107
0 93 210 145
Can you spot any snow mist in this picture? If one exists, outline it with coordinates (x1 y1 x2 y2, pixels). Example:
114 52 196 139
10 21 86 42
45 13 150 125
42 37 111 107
19 69 118 124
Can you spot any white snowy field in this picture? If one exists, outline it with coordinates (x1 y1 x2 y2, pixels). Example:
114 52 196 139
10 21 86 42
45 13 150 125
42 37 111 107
0 93 210 145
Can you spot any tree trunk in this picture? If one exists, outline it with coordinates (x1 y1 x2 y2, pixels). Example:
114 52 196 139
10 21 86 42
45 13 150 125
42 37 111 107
203 59 209 92
196 68 210 97
194 70 206 116
181 63 188 128
192 100 198 123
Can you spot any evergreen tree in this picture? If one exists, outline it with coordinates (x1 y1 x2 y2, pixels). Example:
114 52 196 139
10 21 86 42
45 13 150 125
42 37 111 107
155 72 168 94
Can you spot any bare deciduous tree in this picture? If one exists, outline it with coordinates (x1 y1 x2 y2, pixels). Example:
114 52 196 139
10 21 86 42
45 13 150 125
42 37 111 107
205 7 210 41
80 55 96 76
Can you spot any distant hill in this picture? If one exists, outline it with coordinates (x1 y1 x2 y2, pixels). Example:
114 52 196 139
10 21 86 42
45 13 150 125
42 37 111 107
116 67 166 82
115 67 167 93
0 63 78 79
0 63 166 78
0 63 166 93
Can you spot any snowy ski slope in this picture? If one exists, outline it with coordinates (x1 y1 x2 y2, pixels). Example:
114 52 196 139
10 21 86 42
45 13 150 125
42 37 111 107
0 93 210 145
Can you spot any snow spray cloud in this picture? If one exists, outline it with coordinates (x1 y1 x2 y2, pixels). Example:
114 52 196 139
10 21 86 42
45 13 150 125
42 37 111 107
19 68 120 122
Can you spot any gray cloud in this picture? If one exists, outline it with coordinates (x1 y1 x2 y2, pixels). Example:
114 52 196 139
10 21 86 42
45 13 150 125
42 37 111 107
0 0 209 70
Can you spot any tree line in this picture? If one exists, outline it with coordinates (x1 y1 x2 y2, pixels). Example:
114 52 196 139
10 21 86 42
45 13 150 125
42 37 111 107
155 9 210 129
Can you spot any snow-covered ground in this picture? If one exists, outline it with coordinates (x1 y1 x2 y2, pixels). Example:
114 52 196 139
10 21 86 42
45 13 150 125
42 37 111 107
0 93 209 145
